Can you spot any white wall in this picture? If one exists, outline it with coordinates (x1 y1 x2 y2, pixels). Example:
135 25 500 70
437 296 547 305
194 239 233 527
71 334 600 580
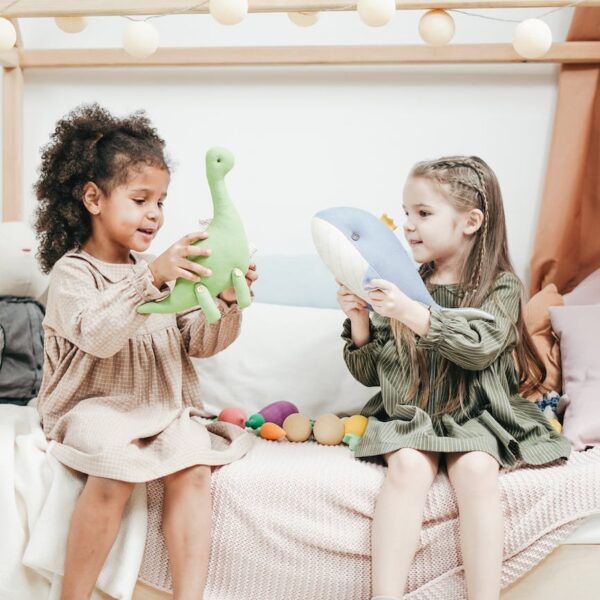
3 8 575 285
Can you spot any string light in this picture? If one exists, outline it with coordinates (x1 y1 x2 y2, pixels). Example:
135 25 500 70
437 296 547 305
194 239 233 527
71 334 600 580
209 0 249 25
513 18 553 58
0 17 16 50
0 1 581 60
123 21 159 57
357 0 395 27
55 17 88 33
419 9 455 46
288 11 320 27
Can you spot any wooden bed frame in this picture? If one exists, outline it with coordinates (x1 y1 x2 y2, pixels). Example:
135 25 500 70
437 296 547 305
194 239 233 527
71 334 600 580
3 2 599 598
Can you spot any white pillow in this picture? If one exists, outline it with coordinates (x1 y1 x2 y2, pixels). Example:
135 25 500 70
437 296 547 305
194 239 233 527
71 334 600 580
192 303 377 418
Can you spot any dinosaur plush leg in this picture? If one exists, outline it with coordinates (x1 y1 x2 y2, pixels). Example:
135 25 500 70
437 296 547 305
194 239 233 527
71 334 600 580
232 268 252 309
194 284 221 324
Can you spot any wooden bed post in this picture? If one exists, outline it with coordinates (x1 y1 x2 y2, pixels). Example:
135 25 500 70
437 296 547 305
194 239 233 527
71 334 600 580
2 18 23 222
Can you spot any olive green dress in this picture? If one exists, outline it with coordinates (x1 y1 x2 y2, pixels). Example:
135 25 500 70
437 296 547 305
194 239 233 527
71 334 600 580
342 272 572 467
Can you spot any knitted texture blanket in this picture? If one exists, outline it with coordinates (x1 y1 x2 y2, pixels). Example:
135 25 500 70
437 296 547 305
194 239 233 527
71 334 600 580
139 439 600 599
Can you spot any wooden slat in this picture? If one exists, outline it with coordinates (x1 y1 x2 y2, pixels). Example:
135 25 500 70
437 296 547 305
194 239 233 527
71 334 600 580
0 0 599 17
2 66 24 222
17 42 600 68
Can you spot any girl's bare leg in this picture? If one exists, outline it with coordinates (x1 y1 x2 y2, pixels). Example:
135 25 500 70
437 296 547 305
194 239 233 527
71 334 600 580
446 451 503 600
61 476 135 600
371 448 439 598
162 465 212 600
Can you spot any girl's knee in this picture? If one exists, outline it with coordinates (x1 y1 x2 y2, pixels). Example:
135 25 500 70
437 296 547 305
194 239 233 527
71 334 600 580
164 465 211 491
448 452 499 493
386 448 438 486
86 476 134 505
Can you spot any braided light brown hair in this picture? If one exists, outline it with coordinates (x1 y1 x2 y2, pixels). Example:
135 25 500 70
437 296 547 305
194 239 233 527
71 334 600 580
390 156 546 415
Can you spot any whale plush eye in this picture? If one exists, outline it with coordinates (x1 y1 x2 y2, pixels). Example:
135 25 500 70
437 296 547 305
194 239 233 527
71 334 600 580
351 232 360 241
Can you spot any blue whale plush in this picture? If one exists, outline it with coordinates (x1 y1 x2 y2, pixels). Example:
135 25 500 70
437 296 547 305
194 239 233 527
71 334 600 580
311 206 494 322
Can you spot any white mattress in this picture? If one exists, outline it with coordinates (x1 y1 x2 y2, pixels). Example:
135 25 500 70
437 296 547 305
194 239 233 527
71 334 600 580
562 513 600 544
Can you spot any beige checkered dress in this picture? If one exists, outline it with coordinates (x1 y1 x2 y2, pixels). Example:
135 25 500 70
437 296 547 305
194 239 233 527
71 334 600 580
36 250 254 482
343 272 572 467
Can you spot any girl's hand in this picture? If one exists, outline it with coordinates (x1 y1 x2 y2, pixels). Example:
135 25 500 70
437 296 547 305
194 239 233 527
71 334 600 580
337 284 368 322
149 232 212 289
219 263 258 304
367 278 413 321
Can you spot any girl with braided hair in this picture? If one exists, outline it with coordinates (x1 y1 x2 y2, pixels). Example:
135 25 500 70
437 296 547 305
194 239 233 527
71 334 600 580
337 156 571 600
34 104 257 600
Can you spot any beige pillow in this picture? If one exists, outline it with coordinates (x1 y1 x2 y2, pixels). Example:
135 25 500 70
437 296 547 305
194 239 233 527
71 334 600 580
521 284 563 399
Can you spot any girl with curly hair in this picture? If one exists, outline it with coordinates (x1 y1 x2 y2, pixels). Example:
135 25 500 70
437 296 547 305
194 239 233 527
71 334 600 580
34 103 257 600
337 156 571 600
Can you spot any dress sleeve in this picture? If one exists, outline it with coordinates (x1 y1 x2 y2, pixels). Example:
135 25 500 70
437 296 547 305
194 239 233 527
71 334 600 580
176 298 242 358
45 256 168 359
341 314 389 387
415 272 521 371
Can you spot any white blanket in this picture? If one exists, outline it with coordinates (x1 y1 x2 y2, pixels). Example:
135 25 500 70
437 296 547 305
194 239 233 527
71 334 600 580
0 406 147 600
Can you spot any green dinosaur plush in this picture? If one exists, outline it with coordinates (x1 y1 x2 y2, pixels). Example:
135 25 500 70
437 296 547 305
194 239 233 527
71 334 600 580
137 147 251 323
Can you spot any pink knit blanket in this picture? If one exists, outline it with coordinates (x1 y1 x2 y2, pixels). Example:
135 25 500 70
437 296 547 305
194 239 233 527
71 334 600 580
139 440 600 599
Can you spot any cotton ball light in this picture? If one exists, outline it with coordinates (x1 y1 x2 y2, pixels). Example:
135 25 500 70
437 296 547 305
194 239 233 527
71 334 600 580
210 0 248 25
357 0 395 27
0 18 17 50
419 9 455 46
513 18 552 59
288 12 320 27
55 17 88 33
123 21 159 58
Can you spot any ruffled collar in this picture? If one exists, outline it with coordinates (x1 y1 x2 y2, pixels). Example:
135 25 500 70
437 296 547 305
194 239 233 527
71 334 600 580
66 249 150 283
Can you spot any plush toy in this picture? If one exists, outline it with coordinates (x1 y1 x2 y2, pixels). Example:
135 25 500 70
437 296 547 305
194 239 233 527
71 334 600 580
138 147 251 323
342 414 368 451
0 221 48 299
217 406 247 428
282 413 312 442
311 207 493 321
257 422 287 441
246 400 299 429
535 391 565 433
313 413 345 445
216 402 367 448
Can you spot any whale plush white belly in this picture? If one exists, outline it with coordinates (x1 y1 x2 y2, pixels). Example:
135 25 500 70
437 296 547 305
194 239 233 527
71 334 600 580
311 207 494 322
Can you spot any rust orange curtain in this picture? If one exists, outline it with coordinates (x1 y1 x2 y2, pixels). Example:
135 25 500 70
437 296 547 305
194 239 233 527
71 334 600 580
529 7 600 295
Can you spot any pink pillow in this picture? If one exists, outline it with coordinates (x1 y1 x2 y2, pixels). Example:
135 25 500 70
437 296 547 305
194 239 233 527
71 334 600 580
563 268 600 305
549 304 600 451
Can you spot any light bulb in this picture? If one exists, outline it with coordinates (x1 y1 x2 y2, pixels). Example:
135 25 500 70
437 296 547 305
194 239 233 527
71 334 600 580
357 0 395 28
55 17 88 33
210 0 248 25
513 18 552 59
288 12 320 27
123 21 159 58
0 18 17 50
419 10 455 46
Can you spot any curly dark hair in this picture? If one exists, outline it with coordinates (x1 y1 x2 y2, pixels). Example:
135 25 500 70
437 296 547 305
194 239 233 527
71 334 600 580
34 103 170 273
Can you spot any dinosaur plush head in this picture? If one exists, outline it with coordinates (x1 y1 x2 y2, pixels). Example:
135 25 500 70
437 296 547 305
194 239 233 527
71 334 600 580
206 147 235 179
